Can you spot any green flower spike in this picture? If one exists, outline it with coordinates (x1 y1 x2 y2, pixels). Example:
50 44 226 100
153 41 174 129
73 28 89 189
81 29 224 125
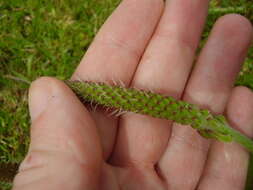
66 80 253 153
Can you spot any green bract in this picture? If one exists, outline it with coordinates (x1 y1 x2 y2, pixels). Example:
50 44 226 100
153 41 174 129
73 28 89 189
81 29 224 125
66 80 253 153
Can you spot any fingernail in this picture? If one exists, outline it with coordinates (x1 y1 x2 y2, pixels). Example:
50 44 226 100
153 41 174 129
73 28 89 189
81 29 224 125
29 77 54 122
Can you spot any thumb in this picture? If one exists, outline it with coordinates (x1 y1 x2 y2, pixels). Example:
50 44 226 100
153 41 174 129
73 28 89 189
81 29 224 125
13 77 103 190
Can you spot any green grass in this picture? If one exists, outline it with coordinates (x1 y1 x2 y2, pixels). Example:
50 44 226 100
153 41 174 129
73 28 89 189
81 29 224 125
0 181 12 190
0 0 252 189
0 0 121 163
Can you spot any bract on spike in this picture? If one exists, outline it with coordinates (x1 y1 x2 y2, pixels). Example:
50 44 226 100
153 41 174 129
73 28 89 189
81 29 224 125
111 77 118 86
116 110 128 117
105 106 111 113
93 103 99 112
118 78 126 88
109 109 119 117
115 109 123 117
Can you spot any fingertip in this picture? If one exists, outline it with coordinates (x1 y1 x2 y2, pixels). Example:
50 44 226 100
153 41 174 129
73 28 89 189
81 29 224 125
226 86 253 136
214 14 253 46
29 77 53 122
29 77 71 122
231 85 253 97
216 14 253 31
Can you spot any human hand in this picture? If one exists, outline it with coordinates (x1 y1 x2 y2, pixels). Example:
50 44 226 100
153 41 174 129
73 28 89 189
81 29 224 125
13 0 253 189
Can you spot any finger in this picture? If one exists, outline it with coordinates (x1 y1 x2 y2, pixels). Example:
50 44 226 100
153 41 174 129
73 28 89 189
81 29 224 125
111 0 209 166
13 77 102 190
72 0 164 159
158 14 253 189
197 87 253 190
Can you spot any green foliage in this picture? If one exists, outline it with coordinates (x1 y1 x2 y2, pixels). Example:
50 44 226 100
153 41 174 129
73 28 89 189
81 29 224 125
0 181 12 190
236 53 253 89
0 0 121 163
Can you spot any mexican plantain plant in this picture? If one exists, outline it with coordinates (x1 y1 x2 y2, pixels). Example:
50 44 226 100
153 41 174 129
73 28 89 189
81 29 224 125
66 80 253 153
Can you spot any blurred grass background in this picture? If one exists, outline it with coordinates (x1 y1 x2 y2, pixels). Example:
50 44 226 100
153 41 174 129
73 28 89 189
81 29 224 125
0 0 252 189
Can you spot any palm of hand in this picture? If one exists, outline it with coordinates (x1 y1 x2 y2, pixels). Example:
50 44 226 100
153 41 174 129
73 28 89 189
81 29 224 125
13 0 253 190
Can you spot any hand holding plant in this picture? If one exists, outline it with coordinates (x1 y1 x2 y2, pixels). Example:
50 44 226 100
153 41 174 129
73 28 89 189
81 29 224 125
13 0 253 190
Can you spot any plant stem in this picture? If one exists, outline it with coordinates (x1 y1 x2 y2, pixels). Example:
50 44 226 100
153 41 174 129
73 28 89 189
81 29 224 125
66 80 253 153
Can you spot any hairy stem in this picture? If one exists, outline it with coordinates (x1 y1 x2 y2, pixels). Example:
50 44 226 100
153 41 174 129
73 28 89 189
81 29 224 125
66 80 253 153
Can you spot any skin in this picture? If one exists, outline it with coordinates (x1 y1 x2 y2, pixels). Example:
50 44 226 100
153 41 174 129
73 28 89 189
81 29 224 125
12 0 253 190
